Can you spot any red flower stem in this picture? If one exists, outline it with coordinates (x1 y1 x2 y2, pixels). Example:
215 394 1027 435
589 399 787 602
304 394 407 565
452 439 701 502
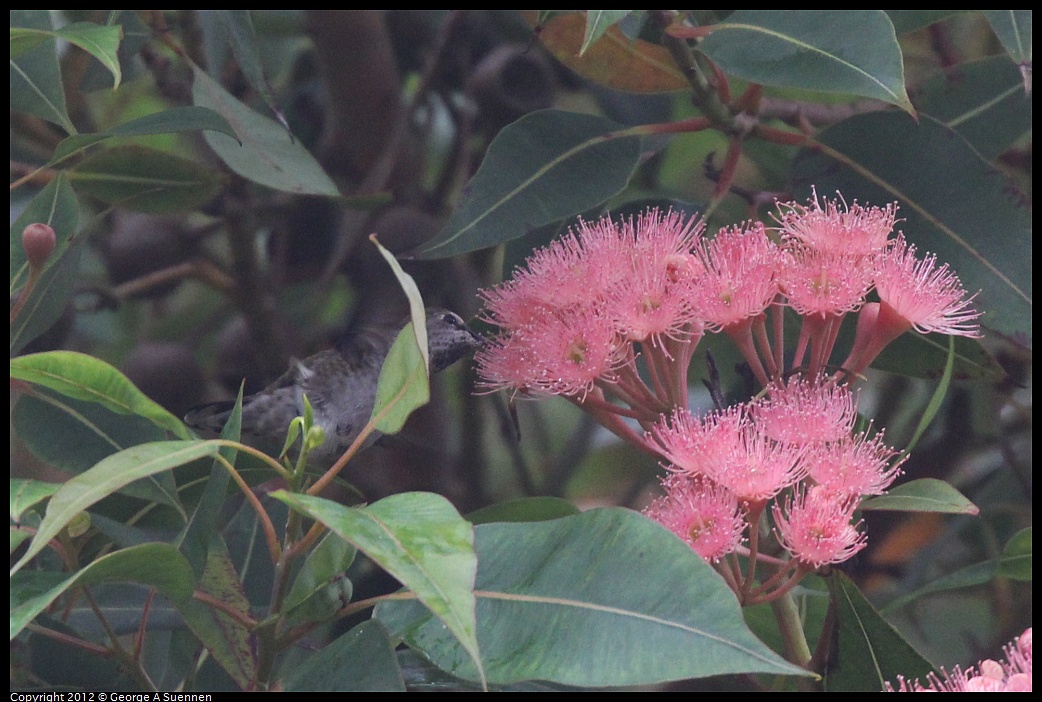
577 400 661 456
740 501 767 603
771 301 786 376
579 387 648 420
643 344 674 407
753 314 778 380
726 319 770 388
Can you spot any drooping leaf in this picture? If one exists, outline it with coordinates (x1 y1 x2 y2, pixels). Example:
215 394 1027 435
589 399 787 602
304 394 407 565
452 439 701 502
791 112 1032 345
10 22 123 88
10 10 75 133
580 11 634 56
418 110 641 258
10 543 195 640
377 508 808 686
11 441 223 574
282 620 405 692
859 478 979 515
274 491 484 687
191 65 340 196
10 350 191 439
824 572 937 691
699 10 913 113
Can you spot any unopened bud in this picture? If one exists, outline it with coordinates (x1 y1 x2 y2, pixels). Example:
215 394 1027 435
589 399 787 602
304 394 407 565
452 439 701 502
22 223 56 269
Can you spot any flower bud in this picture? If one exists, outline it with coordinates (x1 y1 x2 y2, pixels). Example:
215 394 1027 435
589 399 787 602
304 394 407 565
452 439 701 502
22 223 56 269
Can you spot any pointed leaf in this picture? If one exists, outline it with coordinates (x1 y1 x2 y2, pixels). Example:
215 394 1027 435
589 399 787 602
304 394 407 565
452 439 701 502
997 527 1031 581
467 496 580 525
529 12 687 92
10 543 194 639
699 10 913 113
10 22 122 87
580 11 633 56
192 65 340 196
282 620 405 691
824 572 936 691
284 531 355 623
859 478 979 514
11 441 223 574
418 110 641 258
68 144 225 213
983 10 1032 65
274 491 484 686
10 350 191 439
791 112 1032 345
10 479 60 522
10 10 75 133
377 508 808 685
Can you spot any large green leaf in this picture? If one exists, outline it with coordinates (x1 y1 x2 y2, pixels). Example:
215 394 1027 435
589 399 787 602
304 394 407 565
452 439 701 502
417 110 641 258
191 65 340 196
377 508 808 686
824 572 936 691
10 543 195 639
68 144 226 213
10 479 60 522
698 10 913 113
10 350 191 439
859 478 979 514
11 441 224 575
10 22 122 88
274 491 484 687
791 112 1032 345
10 10 75 133
281 620 405 692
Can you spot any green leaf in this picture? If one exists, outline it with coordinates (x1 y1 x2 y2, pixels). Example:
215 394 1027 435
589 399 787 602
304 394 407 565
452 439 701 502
467 497 581 525
884 10 962 34
914 56 1032 161
580 11 633 56
997 527 1032 581
902 336 954 453
11 441 224 575
11 22 122 87
10 350 192 439
983 10 1032 65
698 10 913 113
824 572 936 691
10 543 195 640
791 112 1032 345
50 106 239 165
10 479 60 522
274 491 484 687
283 531 355 624
191 65 340 196
10 10 75 133
282 620 405 691
859 478 979 514
881 561 998 615
377 508 808 686
417 110 641 258
67 143 226 213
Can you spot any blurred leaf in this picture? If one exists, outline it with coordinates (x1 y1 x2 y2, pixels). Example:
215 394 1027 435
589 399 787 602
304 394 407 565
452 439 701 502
997 527 1032 581
699 10 913 113
67 144 225 213
983 10 1032 65
871 331 1003 382
377 508 808 686
191 65 340 196
284 531 355 625
10 479 60 522
914 56 1032 161
885 10 962 34
580 11 633 56
418 110 641 258
282 620 405 692
10 10 75 133
529 12 688 92
10 22 122 88
467 497 580 525
10 157 78 290
881 561 998 614
11 441 223 574
274 491 485 687
10 350 192 439
176 538 254 689
903 336 954 454
824 572 936 691
51 107 239 165
10 543 195 640
791 112 1032 345
859 478 979 514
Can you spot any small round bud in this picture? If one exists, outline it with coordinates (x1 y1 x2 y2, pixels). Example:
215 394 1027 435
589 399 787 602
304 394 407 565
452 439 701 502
22 223 57 269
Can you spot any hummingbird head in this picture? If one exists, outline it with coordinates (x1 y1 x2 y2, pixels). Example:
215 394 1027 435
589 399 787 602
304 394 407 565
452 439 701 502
424 308 485 373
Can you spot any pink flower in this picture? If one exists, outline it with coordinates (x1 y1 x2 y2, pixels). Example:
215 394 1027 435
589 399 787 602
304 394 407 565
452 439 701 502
752 377 858 445
803 432 904 497
692 222 780 332
644 474 745 562
702 419 807 504
651 406 746 478
773 486 866 567
776 192 896 257
778 247 874 319
885 627 1032 692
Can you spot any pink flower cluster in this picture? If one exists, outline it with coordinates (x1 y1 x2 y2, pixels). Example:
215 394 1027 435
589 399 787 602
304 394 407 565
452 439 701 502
647 378 903 602
886 627 1032 692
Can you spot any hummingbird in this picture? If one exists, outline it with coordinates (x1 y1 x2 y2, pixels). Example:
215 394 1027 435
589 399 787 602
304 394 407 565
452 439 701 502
184 308 484 464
